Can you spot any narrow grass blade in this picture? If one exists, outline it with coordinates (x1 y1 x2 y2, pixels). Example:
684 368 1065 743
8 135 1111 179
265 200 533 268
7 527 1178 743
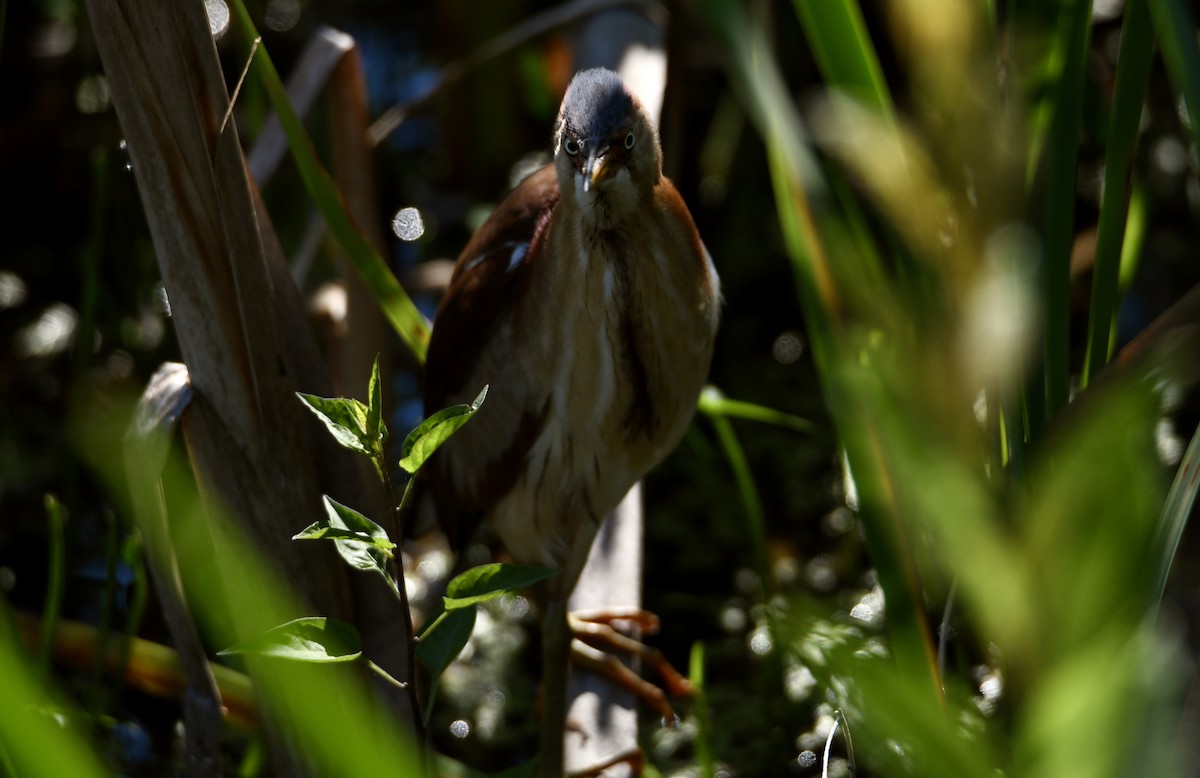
0 618 109 778
226 0 430 362
40 494 66 675
1147 0 1200 140
1083 0 1155 387
698 385 816 434
701 0 942 701
792 0 895 123
1149 420 1200 614
689 642 715 776
1036 0 1093 419
697 398 770 598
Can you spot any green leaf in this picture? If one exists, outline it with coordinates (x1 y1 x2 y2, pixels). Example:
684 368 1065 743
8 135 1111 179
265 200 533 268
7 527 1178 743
366 354 386 445
321 496 392 576
792 0 895 123
218 617 362 663
415 607 476 681
293 521 396 552
443 563 559 611
1149 419 1200 614
296 393 372 456
1081 0 1155 387
1148 0 1200 146
398 385 488 474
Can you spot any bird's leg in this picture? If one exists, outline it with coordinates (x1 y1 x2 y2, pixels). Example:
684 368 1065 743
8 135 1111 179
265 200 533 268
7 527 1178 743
568 612 693 724
540 596 571 778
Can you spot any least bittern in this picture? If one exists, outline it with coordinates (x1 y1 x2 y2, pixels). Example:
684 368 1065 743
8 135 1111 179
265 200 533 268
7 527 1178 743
424 67 720 776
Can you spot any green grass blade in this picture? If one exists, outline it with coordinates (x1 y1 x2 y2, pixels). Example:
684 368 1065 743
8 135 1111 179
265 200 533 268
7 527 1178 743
698 385 816 434
226 1 430 363
0 609 109 778
700 0 942 702
1147 0 1200 140
792 0 895 123
40 494 66 676
1149 421 1200 614
699 402 770 598
689 642 715 776
1036 0 1093 419
1083 0 1155 387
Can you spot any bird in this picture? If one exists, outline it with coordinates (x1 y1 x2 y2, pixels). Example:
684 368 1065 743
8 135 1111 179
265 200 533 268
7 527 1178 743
423 67 720 776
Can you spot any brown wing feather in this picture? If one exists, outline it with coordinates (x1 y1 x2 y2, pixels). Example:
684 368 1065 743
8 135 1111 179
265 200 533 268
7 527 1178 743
423 164 559 547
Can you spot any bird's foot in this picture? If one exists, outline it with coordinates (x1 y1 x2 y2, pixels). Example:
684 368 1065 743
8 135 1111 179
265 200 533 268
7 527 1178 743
567 610 692 724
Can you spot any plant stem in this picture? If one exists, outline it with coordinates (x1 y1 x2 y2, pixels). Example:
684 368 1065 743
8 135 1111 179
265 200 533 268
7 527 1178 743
376 453 425 758
366 659 409 691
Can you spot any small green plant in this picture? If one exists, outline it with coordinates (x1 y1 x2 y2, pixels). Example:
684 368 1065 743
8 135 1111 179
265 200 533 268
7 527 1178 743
219 356 558 742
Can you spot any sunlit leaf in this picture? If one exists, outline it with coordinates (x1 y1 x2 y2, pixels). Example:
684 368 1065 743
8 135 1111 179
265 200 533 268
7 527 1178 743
218 617 362 663
366 354 386 444
296 393 372 456
293 521 396 552
443 563 559 611
321 496 392 576
398 385 488 474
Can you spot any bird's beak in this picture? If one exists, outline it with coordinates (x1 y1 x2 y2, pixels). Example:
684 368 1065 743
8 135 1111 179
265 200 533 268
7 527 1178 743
582 146 611 193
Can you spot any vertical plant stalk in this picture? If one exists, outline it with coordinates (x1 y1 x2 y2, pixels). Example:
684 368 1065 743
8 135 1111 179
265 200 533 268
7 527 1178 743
376 462 425 746
1082 0 1155 387
689 642 715 776
88 510 120 714
39 495 66 677
124 364 224 777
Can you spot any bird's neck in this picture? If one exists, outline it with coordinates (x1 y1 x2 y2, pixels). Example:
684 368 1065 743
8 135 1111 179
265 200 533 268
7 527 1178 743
562 175 650 231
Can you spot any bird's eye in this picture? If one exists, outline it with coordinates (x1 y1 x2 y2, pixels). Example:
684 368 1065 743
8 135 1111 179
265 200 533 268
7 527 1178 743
564 138 580 156
624 132 635 149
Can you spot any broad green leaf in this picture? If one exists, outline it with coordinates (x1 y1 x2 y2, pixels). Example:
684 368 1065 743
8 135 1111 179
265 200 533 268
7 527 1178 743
296 393 373 455
398 385 488 474
443 563 559 611
415 607 476 681
366 354 386 444
218 617 362 663
293 521 396 552
322 496 392 576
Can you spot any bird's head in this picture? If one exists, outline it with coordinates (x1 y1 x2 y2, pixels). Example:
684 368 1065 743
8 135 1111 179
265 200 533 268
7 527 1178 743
553 68 661 211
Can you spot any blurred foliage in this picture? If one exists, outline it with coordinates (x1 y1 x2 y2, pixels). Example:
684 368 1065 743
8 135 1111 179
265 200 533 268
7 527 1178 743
3 0 1200 776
